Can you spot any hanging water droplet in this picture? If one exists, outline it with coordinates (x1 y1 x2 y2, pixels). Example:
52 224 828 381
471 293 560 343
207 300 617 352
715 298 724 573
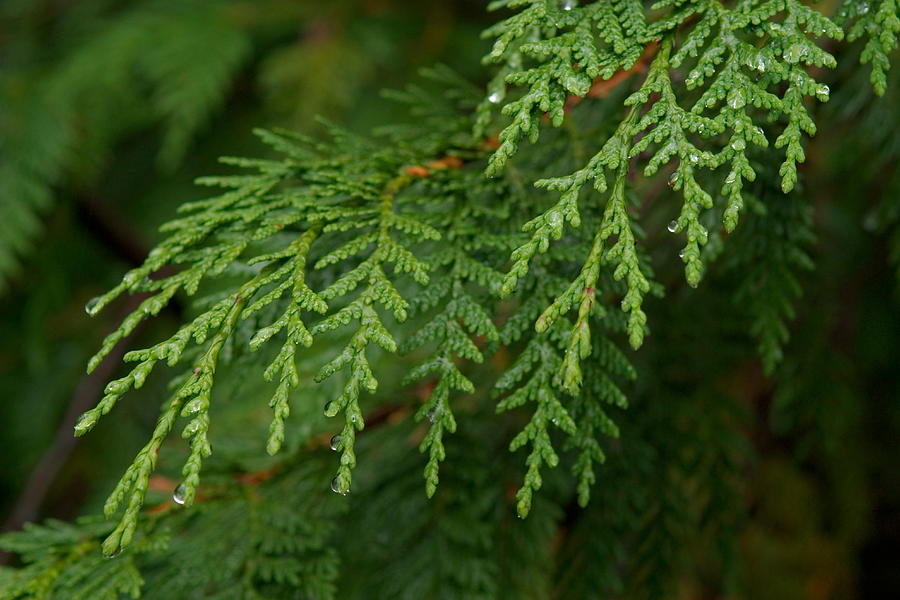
427 408 437 423
173 483 188 505
330 434 342 451
730 138 746 152
679 248 686 259
689 152 700 165
331 477 349 496
668 172 680 187
74 413 94 435
561 0 576 10
85 296 102 315
754 126 765 139
488 91 502 104
104 547 123 559
323 401 336 416
815 84 830 102
858 2 870 15
667 220 678 233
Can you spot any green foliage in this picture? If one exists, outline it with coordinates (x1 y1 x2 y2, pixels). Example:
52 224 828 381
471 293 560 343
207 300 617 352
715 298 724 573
721 167 815 374
485 0 844 334
0 0 259 294
1 462 345 600
0 518 150 600
842 0 900 95
55 0 900 556
3 0 900 598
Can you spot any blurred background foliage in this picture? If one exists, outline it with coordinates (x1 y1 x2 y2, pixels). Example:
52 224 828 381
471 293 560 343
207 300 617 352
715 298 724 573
0 0 898 598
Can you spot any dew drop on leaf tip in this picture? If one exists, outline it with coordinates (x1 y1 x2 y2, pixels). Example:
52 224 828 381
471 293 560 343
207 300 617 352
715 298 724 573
173 483 188 505
331 477 349 496
85 296 101 315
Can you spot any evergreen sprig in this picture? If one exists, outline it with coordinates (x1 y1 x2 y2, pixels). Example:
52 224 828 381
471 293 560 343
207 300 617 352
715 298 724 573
77 123 454 553
400 169 506 497
0 462 345 600
842 0 900 95
721 170 815 373
483 0 846 344
31 0 899 574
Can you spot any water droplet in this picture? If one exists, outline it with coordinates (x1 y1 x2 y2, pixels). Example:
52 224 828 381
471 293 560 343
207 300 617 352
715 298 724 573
667 220 678 233
689 152 700 165
730 138 746 151
74 413 94 435
105 548 123 559
754 126 765 139
727 90 745 110
182 420 201 438
753 54 767 72
668 172 680 187
678 248 686 259
815 84 830 102
859 2 870 15
323 401 336 416
488 91 501 104
548 211 563 231
561 0 576 10
331 477 349 496
173 483 188 505
784 43 806 64
85 296 102 315
725 171 738 184
330 434 342 451
427 408 437 423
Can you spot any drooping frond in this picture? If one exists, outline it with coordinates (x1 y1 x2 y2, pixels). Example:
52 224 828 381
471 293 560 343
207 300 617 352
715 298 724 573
484 0 843 349
841 0 900 95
